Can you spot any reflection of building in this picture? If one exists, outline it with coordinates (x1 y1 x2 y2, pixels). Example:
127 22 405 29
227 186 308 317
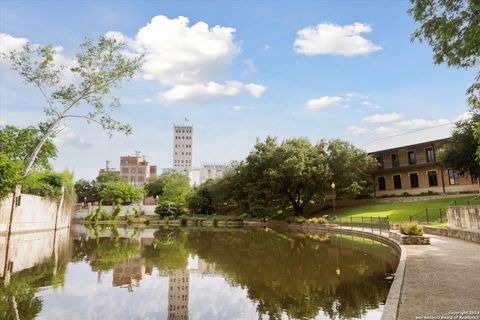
120 152 157 186
199 164 227 185
168 269 189 320
112 256 152 291
173 125 193 176
365 126 478 196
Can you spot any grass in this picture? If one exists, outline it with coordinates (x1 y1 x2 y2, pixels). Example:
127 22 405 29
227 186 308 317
428 221 449 227
322 195 476 223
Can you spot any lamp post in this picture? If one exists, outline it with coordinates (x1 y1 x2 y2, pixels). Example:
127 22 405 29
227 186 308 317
331 182 336 220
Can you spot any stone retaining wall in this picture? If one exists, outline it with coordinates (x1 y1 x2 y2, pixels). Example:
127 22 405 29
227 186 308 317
423 226 480 243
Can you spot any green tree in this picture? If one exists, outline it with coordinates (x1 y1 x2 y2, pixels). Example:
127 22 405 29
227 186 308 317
98 181 143 204
96 172 125 184
155 201 180 219
408 0 480 158
327 139 378 198
74 179 97 203
188 179 216 214
0 153 23 198
144 176 164 198
1 36 143 175
0 125 57 171
408 0 480 109
439 115 480 180
157 171 191 206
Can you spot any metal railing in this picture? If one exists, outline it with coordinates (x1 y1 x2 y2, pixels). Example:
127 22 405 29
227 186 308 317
409 196 480 223
330 216 390 234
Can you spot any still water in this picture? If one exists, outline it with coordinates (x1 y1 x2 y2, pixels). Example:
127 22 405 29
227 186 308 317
1 225 399 320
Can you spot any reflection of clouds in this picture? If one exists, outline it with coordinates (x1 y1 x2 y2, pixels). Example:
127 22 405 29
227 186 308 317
189 274 258 320
37 263 169 319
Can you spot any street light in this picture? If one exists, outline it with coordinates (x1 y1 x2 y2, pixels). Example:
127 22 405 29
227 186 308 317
331 182 336 220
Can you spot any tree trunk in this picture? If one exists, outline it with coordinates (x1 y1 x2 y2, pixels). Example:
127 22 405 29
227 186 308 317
22 120 60 176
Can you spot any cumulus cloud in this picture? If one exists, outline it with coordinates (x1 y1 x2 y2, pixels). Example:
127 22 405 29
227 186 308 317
0 33 77 84
294 22 381 56
53 127 92 149
362 112 404 123
346 126 370 135
160 81 266 102
0 33 28 55
306 96 342 109
106 15 265 101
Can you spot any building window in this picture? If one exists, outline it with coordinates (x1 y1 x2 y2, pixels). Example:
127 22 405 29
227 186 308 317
391 153 399 168
428 171 438 187
393 175 402 189
448 169 460 185
425 147 435 163
407 151 416 165
378 177 386 191
376 156 384 169
409 173 419 188
121 167 128 174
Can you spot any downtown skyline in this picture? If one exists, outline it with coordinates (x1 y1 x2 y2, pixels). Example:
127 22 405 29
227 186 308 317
0 1 475 180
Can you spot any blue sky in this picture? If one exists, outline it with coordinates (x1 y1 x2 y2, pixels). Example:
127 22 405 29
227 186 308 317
0 1 474 180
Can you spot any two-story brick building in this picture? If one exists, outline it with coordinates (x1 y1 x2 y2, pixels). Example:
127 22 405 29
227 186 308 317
364 125 477 197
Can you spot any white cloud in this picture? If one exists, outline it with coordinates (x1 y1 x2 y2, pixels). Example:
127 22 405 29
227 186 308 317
294 22 381 56
53 127 92 149
362 112 404 123
160 81 265 102
454 112 471 122
346 126 370 135
232 105 250 111
306 96 342 109
106 15 266 101
0 33 28 56
393 118 450 131
243 83 266 97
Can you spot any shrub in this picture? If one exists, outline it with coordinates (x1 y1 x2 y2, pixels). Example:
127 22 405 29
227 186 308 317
212 217 218 227
399 221 424 236
155 201 179 219
179 215 188 226
286 216 306 224
308 217 328 225
401 192 412 197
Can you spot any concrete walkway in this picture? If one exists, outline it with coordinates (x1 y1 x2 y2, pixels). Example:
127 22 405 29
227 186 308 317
397 234 480 319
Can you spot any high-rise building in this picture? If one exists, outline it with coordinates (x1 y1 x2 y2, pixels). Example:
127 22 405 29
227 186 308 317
120 152 157 186
173 125 193 176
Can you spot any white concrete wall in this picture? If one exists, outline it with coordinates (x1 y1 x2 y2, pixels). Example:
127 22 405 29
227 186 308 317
447 206 480 231
72 204 157 220
0 192 73 234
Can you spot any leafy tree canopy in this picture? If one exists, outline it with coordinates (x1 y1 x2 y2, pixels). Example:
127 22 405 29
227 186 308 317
1 36 143 175
439 114 480 178
0 124 57 171
98 181 143 204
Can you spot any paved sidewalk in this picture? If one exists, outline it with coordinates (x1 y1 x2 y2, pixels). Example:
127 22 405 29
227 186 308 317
397 234 480 319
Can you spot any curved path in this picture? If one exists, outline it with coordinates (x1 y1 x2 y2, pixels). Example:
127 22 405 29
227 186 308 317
397 234 480 319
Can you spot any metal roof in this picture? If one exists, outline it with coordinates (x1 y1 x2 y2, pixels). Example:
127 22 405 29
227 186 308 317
361 123 454 153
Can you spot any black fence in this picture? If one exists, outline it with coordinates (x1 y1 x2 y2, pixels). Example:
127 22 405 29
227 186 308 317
329 216 390 234
409 195 480 223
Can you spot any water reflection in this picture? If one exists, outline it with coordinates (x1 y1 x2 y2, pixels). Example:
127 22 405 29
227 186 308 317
1 225 398 320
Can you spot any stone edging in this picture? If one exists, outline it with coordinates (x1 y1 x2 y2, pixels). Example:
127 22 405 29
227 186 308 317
244 221 406 320
423 226 480 243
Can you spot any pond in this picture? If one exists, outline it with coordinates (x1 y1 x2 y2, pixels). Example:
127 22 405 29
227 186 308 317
1 225 399 319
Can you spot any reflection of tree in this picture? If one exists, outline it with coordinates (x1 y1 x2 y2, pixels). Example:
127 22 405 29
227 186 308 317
0 258 69 320
72 237 141 271
142 228 189 271
185 228 395 320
